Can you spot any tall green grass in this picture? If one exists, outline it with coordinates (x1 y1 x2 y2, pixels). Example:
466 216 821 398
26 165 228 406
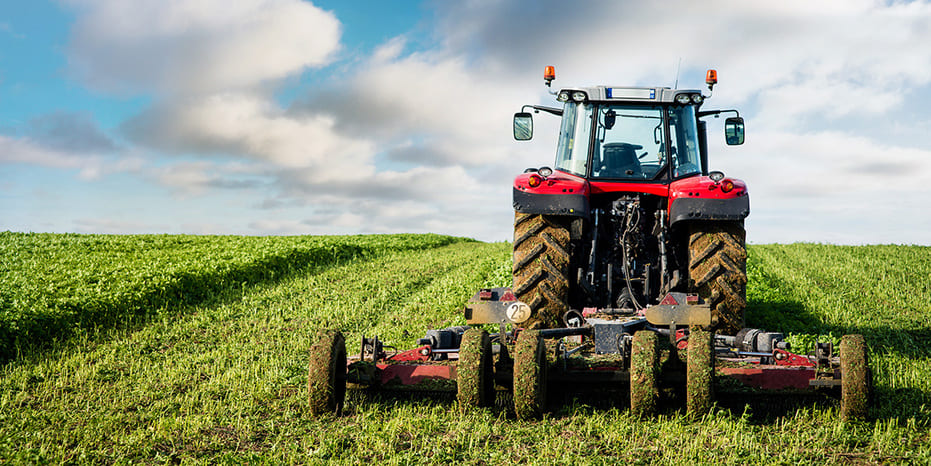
0 232 467 363
0 236 929 464
747 244 931 422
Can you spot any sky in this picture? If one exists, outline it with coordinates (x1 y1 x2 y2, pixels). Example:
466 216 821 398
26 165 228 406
1 0 930 245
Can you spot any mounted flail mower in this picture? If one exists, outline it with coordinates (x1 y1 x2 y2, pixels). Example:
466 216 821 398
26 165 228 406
307 67 872 420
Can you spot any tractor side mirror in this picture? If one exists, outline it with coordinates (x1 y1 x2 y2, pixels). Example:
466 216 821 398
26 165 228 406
724 117 745 145
513 112 533 140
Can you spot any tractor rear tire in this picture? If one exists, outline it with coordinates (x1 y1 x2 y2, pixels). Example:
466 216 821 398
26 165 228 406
840 334 871 421
689 222 747 335
513 330 547 419
458 328 495 410
630 331 659 418
307 330 347 416
686 326 714 417
513 213 571 329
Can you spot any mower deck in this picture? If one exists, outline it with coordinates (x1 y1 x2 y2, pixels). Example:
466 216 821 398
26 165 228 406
309 288 870 420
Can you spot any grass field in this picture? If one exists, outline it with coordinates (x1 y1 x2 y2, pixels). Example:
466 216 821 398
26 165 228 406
1 233 929 464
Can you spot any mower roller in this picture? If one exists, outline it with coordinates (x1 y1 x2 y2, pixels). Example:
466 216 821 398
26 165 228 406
307 67 872 420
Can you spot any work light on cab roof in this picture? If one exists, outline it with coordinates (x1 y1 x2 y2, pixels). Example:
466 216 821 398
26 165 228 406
705 69 718 90
544 65 556 86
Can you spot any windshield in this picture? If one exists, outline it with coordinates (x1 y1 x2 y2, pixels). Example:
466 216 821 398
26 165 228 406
554 102 702 181
554 102 592 176
589 104 703 181
591 105 665 180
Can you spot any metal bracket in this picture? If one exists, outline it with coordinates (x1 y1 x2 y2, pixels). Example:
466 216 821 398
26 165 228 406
463 287 524 324
815 342 833 367
361 336 384 362
645 292 713 328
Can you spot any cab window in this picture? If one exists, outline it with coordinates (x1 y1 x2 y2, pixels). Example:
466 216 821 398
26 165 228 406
591 105 664 180
554 102 592 176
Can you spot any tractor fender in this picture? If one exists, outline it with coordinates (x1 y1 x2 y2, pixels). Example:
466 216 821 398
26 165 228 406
667 175 749 226
513 171 590 219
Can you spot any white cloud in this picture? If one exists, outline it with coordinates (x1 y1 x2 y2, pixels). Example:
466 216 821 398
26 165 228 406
0 135 143 180
65 0 341 95
300 46 540 169
412 0 931 243
125 93 376 182
24 111 117 153
0 135 88 168
719 129 931 244
128 0 931 243
434 0 931 120
13 0 925 244
153 161 236 195
54 0 543 241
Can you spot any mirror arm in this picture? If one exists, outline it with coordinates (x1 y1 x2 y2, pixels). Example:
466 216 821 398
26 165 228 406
522 105 563 116
697 109 740 119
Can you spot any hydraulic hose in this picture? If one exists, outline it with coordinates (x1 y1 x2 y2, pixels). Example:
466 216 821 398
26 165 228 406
622 203 643 310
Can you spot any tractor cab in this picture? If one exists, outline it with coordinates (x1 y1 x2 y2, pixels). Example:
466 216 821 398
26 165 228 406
514 69 744 185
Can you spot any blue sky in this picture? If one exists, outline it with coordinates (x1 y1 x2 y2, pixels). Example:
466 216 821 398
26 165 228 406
2 0 931 244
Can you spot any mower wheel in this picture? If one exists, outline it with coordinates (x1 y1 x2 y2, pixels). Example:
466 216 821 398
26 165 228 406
512 213 572 329
630 330 659 418
458 328 495 410
689 222 747 335
307 330 347 416
840 334 871 421
513 330 547 419
686 326 714 417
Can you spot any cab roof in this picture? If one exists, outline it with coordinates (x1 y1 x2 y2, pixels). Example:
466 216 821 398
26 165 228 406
557 86 704 104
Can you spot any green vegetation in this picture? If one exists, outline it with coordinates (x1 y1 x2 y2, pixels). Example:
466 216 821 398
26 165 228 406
746 244 931 423
0 232 466 362
1 234 929 464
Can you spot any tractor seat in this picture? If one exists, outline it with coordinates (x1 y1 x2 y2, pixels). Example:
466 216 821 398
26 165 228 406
601 143 643 178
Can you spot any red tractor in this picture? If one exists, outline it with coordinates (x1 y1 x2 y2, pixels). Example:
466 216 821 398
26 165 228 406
510 66 748 334
307 67 871 422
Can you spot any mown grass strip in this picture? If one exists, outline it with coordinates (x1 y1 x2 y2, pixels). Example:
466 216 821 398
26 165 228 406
0 232 468 363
